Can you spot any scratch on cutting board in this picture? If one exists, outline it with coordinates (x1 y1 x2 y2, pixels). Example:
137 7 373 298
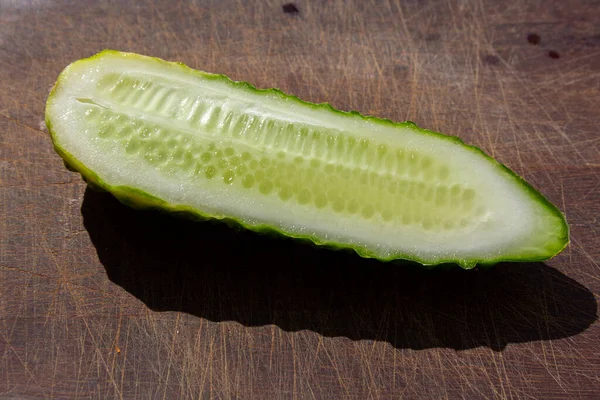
0 113 48 138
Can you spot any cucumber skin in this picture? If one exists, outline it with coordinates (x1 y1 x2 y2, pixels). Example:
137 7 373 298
45 50 569 269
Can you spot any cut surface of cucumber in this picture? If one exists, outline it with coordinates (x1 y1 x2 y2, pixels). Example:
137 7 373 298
45 50 568 268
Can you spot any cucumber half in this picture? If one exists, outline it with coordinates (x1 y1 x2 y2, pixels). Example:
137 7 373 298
45 50 568 268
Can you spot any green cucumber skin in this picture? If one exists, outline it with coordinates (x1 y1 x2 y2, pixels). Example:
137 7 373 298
45 50 569 269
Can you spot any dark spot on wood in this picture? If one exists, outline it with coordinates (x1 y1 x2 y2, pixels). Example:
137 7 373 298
527 33 541 45
585 34 600 46
548 50 560 59
392 64 408 80
425 33 441 42
282 3 299 14
482 54 500 66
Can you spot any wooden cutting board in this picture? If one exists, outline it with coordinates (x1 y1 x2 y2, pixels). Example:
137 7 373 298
1 0 599 398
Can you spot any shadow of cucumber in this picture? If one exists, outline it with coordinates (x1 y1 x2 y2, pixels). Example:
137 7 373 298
82 188 597 351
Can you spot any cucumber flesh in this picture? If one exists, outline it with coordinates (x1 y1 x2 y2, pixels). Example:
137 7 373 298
45 50 568 268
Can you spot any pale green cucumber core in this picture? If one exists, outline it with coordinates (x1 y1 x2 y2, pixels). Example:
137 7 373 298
46 51 568 267
82 75 476 229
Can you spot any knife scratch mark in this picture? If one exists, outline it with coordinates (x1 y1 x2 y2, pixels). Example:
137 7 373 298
269 324 276 371
321 339 350 398
497 73 525 176
495 57 599 185
109 311 123 393
40 235 123 399
359 342 380 399
161 312 181 400
0 263 112 298
195 319 213 399
0 113 48 138
0 327 48 397
119 318 132 397
290 332 298 400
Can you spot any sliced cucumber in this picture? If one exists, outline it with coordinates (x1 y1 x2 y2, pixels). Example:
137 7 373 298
45 50 568 268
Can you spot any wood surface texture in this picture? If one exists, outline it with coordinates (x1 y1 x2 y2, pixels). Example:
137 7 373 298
1 0 599 398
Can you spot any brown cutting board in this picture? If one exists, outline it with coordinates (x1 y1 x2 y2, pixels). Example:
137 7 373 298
1 0 599 398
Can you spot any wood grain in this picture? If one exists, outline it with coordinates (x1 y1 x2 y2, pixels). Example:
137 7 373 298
1 0 599 398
